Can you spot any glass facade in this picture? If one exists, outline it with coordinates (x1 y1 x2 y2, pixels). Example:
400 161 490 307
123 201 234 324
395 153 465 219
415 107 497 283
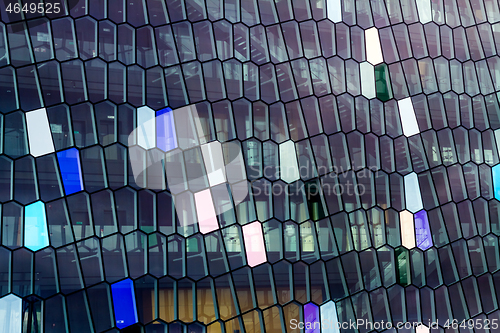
0 0 500 332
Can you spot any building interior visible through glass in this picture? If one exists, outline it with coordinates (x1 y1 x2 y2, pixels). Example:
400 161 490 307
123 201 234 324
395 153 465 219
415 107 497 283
1 0 500 332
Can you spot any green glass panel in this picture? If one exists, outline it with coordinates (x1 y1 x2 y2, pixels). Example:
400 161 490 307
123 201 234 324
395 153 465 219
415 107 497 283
375 63 393 102
395 247 410 286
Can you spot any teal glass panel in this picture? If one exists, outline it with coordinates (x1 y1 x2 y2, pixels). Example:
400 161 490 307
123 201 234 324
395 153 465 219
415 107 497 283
493 164 500 200
24 201 50 251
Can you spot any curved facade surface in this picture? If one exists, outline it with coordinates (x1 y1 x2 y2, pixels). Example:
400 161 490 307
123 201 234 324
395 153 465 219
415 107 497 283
1 0 500 332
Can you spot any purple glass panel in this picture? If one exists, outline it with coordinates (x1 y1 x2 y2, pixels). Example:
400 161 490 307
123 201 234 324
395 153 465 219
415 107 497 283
304 303 320 333
414 210 433 250
156 107 177 152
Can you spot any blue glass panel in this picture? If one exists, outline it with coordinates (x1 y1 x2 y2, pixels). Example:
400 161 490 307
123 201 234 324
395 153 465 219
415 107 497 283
414 210 433 250
24 201 50 251
156 107 177 152
56 148 83 195
493 164 500 200
111 278 138 329
304 303 320 333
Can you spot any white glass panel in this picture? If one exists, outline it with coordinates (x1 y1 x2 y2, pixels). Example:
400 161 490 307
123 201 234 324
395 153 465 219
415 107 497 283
416 0 432 23
136 106 156 149
320 301 340 333
365 27 384 65
400 210 416 249
0 294 22 333
327 0 342 22
397 97 420 137
201 141 227 186
360 62 376 99
25 108 55 157
404 172 423 213
279 140 300 183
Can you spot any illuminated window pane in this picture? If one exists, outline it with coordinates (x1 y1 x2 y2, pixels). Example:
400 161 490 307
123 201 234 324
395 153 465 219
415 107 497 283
0 294 22 333
136 106 156 149
194 189 219 234
156 107 177 152
320 301 339 333
365 27 383 65
111 279 139 329
415 210 433 250
304 303 320 333
25 108 54 157
400 210 415 249
279 140 300 183
404 172 423 213
56 148 83 195
492 164 500 200
24 201 49 251
242 222 266 267
397 97 420 137
327 0 342 22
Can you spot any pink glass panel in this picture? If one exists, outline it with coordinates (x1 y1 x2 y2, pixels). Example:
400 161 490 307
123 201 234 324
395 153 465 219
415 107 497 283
194 189 219 234
242 222 267 267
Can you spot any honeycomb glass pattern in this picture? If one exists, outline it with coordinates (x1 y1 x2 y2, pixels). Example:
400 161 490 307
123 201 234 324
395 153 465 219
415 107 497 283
1 0 500 332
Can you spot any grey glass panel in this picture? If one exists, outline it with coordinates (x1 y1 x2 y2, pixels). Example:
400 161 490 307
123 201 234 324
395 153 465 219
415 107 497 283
213 20 232 61
250 25 269 64
2 201 23 249
28 18 53 62
260 63 279 103
478 23 496 57
286 101 307 141
146 66 167 107
147 0 169 25
77 59 98 98
243 62 259 100
266 24 287 63
80 145 107 192
102 234 128 282
275 62 298 102
57 244 84 294
233 23 249 62
12 249 33 297
107 62 126 104
269 102 288 143
335 23 350 59
392 24 412 60
52 18 77 60
0 24 8 67
37 154 63 202
61 60 87 104
128 65 145 107
14 156 37 204
7 23 33 67
38 61 63 106
291 58 313 98
17 65 42 112
202 61 226 102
